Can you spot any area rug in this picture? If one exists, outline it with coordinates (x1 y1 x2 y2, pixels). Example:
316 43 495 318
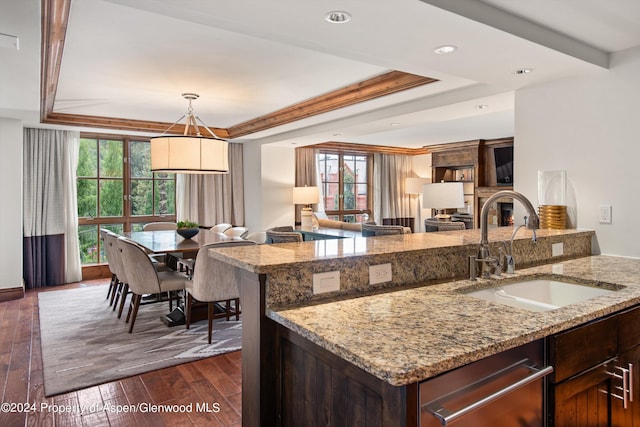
38 285 242 396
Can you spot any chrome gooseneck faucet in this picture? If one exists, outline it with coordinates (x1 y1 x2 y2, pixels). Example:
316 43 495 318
475 190 540 279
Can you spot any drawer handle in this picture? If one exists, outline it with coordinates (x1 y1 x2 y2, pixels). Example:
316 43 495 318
603 364 632 409
428 365 554 426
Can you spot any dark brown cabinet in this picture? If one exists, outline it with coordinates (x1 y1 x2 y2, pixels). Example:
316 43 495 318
429 138 514 228
549 305 640 427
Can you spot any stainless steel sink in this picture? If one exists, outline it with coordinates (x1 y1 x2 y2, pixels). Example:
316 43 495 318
464 278 620 312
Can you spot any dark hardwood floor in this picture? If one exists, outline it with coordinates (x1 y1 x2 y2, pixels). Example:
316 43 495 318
0 279 242 426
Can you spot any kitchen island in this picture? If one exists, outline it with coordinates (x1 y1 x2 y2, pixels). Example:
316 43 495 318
208 228 640 426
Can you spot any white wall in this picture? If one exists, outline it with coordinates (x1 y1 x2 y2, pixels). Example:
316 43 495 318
515 46 640 257
0 118 23 289
243 143 296 232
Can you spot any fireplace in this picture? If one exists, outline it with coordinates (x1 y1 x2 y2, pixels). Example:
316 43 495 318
478 195 514 227
499 202 514 226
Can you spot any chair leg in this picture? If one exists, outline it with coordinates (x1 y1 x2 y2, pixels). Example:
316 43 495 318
128 294 142 333
225 299 231 321
117 283 129 319
106 273 117 303
109 279 120 307
112 282 122 311
207 302 214 344
234 298 241 321
185 293 192 330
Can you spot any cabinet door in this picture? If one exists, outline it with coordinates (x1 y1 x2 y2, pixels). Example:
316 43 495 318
611 346 640 427
552 362 612 427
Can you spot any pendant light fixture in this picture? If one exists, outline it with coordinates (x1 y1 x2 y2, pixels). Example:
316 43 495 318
150 93 229 174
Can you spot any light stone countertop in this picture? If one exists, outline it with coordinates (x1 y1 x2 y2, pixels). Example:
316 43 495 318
208 228 589 273
268 255 640 386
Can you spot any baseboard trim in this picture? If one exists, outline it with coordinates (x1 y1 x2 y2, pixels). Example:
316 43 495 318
0 286 25 302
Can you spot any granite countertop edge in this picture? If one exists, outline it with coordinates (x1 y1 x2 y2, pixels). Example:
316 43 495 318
267 255 640 387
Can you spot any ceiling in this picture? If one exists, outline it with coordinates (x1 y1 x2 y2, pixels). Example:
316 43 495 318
2 0 640 148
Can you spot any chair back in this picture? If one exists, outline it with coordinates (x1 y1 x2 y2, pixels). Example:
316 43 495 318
224 226 249 238
189 240 257 303
100 229 117 275
244 231 267 244
143 221 177 231
116 237 162 295
361 223 406 237
103 231 127 282
424 218 466 232
266 228 302 243
210 223 232 233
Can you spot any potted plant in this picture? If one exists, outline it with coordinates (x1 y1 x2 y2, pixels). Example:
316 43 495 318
176 220 200 239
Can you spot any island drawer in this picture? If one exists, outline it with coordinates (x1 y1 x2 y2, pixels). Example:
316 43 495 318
548 315 618 383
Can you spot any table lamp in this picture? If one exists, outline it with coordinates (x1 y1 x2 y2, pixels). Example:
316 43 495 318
422 182 465 221
293 186 319 231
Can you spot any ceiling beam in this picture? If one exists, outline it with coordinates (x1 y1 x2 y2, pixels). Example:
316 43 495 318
225 71 437 138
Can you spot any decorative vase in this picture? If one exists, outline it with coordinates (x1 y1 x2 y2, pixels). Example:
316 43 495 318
177 228 199 239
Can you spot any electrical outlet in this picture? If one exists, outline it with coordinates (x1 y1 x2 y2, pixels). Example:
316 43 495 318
369 263 392 285
599 205 612 224
312 271 340 294
552 242 564 257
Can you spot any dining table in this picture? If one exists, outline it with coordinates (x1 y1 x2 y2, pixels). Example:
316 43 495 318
124 229 243 255
122 228 244 327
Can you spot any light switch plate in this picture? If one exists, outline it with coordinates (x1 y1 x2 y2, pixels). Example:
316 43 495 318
369 263 392 285
313 271 340 294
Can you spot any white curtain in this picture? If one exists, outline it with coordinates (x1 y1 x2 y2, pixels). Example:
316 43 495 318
23 128 82 288
177 142 244 227
372 153 414 224
294 147 323 222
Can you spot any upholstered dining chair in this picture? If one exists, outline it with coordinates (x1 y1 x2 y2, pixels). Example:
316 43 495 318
244 231 267 244
210 223 232 233
103 232 145 319
143 221 178 231
185 240 257 343
266 226 303 243
100 229 120 304
223 226 249 239
116 237 187 333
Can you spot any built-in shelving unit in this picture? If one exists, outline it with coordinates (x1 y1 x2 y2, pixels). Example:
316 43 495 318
429 137 514 228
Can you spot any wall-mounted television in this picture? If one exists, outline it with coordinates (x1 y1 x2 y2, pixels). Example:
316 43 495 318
494 146 513 185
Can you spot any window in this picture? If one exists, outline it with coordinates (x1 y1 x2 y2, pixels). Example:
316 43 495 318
77 135 176 265
317 152 370 222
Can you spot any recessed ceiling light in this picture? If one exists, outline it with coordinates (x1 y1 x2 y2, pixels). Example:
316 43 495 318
325 11 351 24
474 105 488 110
514 68 533 75
390 122 401 127
433 45 457 55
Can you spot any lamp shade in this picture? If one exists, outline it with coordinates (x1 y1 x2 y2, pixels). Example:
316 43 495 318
292 186 319 205
422 182 465 209
150 135 229 174
405 177 431 194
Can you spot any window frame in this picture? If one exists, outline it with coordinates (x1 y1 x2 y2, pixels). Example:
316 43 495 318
318 150 372 222
77 132 177 267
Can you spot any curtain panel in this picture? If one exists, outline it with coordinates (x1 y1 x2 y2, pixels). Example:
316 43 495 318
23 128 82 288
372 153 414 225
177 142 244 227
